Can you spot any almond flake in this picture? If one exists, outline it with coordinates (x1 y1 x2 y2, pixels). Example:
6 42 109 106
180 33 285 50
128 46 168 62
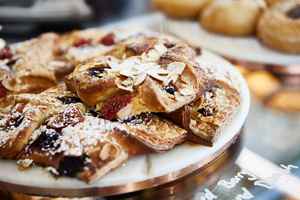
148 70 168 82
163 73 179 85
167 62 186 74
154 43 168 55
180 86 194 96
143 49 160 62
134 73 147 86
17 159 33 168
116 78 134 92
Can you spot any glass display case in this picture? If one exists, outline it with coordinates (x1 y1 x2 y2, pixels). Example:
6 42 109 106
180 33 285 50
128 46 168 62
0 0 299 199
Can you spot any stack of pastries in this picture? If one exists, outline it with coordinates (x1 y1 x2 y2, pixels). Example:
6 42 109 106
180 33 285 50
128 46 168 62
0 29 240 183
153 0 300 54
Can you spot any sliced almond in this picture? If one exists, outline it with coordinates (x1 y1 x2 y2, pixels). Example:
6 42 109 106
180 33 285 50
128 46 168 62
134 73 147 86
154 43 168 55
167 62 186 75
116 78 134 92
180 86 195 96
99 143 115 161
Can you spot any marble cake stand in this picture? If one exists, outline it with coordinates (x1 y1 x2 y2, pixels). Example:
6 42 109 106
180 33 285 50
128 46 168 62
0 21 250 198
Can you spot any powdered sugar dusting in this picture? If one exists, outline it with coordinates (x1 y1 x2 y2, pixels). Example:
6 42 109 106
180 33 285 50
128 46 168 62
56 116 122 156
196 51 241 92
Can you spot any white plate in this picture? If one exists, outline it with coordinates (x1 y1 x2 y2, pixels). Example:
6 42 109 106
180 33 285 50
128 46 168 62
0 16 250 197
165 18 300 66
0 51 250 197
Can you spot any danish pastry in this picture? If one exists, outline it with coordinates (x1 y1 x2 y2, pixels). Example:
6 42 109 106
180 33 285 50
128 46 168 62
0 103 46 159
266 0 281 6
66 34 204 120
19 114 128 183
0 84 85 159
152 0 212 18
121 113 187 151
3 33 72 93
58 29 118 66
257 0 300 53
200 0 264 36
167 80 240 145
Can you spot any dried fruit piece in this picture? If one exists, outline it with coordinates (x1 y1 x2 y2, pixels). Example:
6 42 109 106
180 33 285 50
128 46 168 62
31 129 61 152
286 5 300 19
100 33 115 46
73 38 92 48
100 95 132 120
164 84 177 95
47 107 84 130
56 96 82 104
0 47 13 60
88 67 107 78
57 155 88 177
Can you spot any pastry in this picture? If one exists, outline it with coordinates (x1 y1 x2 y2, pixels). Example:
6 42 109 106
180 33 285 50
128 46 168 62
257 0 300 53
266 0 282 6
167 80 240 145
58 29 118 66
152 0 212 18
264 89 300 111
1 33 73 94
121 113 187 151
66 34 204 120
0 103 46 159
19 114 128 183
200 0 265 36
0 84 85 159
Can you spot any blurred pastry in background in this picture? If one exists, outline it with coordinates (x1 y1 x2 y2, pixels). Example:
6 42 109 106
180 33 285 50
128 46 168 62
264 89 300 112
200 0 265 36
265 0 282 6
152 0 212 18
246 70 281 99
257 0 300 54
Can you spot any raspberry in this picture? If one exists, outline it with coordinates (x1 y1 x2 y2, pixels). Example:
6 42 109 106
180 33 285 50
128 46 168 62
100 33 115 46
0 47 13 60
0 82 7 98
101 95 132 120
73 38 92 48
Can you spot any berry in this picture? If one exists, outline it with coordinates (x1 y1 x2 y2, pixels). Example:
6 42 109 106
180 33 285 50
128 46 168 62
0 47 13 60
101 95 132 120
88 67 106 78
73 38 92 48
56 96 81 104
100 33 115 46
164 85 176 95
58 155 87 177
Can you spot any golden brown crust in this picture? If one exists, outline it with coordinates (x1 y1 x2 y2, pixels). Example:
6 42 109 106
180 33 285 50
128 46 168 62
8 33 69 93
0 103 46 159
0 84 85 159
257 0 300 53
200 0 264 36
66 35 203 120
122 114 187 151
166 80 240 145
19 114 129 183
